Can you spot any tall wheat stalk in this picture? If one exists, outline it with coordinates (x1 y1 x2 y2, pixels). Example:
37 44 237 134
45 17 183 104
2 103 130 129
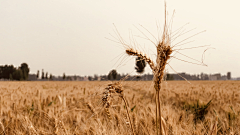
124 3 172 135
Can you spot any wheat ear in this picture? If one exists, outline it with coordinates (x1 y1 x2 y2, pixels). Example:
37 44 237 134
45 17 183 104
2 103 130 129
105 82 135 135
121 96 135 135
126 48 155 71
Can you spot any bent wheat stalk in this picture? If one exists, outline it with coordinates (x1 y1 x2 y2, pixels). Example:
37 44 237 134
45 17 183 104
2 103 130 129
104 82 135 135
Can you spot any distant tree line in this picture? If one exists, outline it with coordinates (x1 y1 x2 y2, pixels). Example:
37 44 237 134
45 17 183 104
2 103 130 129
87 69 154 81
35 69 54 80
0 63 30 81
28 69 213 81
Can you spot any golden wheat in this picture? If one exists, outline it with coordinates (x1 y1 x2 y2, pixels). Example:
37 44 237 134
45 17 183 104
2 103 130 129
0 81 239 134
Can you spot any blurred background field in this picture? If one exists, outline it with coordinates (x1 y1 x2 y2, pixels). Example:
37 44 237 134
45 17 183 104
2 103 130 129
0 81 239 134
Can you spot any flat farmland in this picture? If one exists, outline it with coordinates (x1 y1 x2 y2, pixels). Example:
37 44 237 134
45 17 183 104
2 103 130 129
0 81 239 134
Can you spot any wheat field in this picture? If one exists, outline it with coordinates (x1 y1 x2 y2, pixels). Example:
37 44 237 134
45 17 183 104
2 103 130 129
0 81 239 134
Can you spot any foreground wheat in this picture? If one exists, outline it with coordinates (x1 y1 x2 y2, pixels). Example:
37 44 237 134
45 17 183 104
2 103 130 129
124 4 172 135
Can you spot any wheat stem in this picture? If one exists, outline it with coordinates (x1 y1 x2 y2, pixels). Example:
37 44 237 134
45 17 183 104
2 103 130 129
155 91 159 135
121 95 135 135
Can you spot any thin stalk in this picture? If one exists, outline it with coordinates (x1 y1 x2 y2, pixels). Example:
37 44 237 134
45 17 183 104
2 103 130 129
157 90 162 135
121 96 135 135
156 91 159 135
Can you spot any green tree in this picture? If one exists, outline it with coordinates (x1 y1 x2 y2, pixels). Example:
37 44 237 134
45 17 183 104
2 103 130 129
0 65 16 79
12 69 23 81
20 63 30 80
36 70 39 79
45 72 48 80
88 76 92 81
50 74 53 80
41 69 45 79
0 63 30 81
63 73 66 80
107 73 111 80
108 69 117 80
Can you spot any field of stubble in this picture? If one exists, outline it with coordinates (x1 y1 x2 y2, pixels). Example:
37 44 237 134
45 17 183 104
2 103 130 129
0 81 239 135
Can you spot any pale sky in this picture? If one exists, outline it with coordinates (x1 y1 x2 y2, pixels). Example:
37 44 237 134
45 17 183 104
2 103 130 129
1 0 240 77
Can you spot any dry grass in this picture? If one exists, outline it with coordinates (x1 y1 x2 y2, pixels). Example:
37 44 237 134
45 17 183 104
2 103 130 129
0 81 239 134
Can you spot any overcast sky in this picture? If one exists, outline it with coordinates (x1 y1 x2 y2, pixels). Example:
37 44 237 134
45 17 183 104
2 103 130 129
1 0 240 77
